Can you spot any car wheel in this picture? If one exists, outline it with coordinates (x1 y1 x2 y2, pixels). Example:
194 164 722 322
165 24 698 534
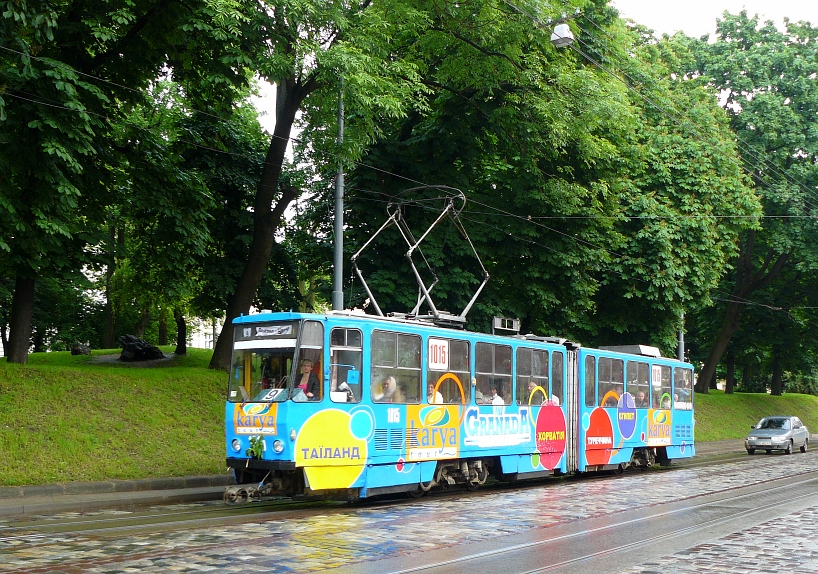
801 439 808 453
785 441 793 455
765 449 772 454
747 449 755 455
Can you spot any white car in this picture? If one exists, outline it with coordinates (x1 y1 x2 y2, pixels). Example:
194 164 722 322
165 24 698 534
745 416 809 455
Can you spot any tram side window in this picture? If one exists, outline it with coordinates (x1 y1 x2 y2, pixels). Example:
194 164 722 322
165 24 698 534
584 356 596 408
476 342 513 405
293 321 324 401
329 327 362 403
427 338 470 404
652 365 673 409
674 367 694 410
551 351 564 406
516 348 549 405
627 361 650 408
598 357 624 407
371 330 421 403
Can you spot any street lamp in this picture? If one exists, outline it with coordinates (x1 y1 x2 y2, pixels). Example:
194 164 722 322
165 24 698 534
550 22 574 48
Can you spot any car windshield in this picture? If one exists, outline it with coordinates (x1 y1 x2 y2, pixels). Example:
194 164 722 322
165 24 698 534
758 418 790 430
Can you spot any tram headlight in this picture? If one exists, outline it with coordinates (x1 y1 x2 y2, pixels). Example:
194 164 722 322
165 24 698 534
273 440 284 453
231 439 242 453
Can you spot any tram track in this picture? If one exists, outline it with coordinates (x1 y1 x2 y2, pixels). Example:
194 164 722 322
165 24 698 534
0 449 802 541
357 467 818 574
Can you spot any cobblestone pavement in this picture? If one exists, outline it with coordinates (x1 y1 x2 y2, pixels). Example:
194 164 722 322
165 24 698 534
1 453 817 573
621 505 818 573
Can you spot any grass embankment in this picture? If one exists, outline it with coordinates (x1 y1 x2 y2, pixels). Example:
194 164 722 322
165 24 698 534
0 348 226 486
694 390 818 441
3 350 818 486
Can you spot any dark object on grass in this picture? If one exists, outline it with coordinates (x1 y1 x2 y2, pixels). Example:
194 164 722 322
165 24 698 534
118 335 165 361
71 342 91 356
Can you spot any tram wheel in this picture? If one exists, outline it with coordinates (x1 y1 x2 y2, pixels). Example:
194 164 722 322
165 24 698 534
407 488 427 499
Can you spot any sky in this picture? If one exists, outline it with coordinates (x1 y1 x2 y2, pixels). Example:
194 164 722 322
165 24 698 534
611 0 818 38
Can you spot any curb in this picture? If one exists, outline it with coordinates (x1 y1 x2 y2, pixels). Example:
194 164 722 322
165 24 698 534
0 474 233 499
0 474 234 519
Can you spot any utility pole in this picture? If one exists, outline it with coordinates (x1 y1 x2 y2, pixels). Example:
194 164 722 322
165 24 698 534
678 311 685 362
332 78 345 311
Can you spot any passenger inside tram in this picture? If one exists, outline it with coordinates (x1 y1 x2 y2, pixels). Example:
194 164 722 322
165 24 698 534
374 376 404 403
527 381 544 405
427 383 443 404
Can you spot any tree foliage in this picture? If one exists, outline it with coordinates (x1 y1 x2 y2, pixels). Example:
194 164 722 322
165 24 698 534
338 0 757 355
683 12 818 392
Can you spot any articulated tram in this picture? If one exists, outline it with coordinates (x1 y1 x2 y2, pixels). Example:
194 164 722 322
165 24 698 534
224 310 694 502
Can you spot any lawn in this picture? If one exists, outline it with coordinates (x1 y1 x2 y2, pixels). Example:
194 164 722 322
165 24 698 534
0 348 227 486
2 350 818 486
694 389 818 442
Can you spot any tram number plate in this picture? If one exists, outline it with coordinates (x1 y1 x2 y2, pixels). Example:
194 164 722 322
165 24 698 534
428 338 449 370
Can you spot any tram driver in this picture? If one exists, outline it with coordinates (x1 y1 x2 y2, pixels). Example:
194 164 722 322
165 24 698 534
296 359 320 400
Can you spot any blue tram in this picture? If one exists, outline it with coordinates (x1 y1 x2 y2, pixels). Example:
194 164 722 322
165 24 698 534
224 311 695 501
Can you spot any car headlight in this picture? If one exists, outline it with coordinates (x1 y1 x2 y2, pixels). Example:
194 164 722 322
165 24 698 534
748 436 757 440
273 440 284 453
231 439 242 453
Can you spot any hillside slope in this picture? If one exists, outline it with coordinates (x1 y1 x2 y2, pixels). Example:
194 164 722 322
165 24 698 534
2 350 817 486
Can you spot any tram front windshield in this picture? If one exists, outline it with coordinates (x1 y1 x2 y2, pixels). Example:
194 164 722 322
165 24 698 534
228 320 324 403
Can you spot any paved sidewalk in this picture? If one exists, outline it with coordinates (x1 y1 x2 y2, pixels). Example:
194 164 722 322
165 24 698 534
0 439 757 519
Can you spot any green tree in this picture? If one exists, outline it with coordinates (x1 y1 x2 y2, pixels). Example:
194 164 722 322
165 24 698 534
207 0 428 369
337 1 757 355
687 12 818 392
0 0 252 363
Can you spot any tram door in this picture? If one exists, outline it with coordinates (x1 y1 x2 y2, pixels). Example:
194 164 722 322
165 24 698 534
564 349 579 473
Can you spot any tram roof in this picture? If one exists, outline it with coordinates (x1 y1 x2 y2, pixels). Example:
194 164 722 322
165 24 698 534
232 309 575 344
232 310 690 366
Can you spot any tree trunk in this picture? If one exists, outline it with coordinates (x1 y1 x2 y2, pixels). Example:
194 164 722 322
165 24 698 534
209 77 313 371
7 275 36 363
103 224 116 348
697 232 790 393
0 322 7 356
174 309 187 355
725 348 735 394
770 350 783 396
135 308 150 339
158 313 168 346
